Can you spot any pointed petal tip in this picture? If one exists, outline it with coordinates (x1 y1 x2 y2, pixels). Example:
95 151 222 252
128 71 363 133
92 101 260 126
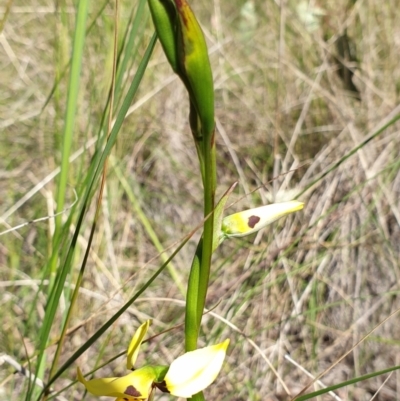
127 320 151 370
77 367 85 384
287 200 304 214
219 338 230 350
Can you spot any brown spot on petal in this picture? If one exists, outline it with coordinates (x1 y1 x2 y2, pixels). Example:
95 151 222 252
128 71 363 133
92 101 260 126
155 380 170 394
248 215 260 229
124 385 141 397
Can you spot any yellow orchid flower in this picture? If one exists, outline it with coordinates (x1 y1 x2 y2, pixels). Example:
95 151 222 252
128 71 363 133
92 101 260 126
77 321 229 400
221 200 304 239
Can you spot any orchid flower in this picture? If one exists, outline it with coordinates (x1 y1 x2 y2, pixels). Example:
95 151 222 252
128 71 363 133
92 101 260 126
220 200 304 239
77 320 229 400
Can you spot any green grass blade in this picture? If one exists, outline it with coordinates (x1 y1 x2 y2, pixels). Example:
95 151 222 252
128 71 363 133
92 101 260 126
54 0 89 232
114 0 148 107
34 32 157 401
294 364 400 400
30 1 89 399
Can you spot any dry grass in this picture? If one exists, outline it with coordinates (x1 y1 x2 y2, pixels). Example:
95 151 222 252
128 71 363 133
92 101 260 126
1 1 400 400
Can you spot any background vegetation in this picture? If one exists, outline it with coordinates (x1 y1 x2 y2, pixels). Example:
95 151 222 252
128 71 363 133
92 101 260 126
1 0 400 400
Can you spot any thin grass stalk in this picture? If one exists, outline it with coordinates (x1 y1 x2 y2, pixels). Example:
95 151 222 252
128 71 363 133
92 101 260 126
293 364 400 401
53 0 89 266
30 2 89 400
35 30 156 401
42 0 109 111
47 0 120 384
113 0 148 109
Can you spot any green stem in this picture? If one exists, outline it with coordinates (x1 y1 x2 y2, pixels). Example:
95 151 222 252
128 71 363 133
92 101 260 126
185 239 202 352
196 129 216 329
189 100 205 185
185 125 216 355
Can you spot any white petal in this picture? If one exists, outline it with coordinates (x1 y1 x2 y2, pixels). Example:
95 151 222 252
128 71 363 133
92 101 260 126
165 339 229 398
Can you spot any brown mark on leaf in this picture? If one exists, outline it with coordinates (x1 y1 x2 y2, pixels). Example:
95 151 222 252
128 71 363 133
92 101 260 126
210 128 215 147
248 215 260 229
174 0 189 28
124 385 141 397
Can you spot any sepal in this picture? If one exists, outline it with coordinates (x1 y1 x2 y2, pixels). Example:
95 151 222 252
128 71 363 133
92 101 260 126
127 320 151 370
164 339 229 397
77 366 157 400
221 201 304 238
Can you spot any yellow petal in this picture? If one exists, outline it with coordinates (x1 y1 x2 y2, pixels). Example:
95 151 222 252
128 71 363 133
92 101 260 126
77 366 155 400
164 339 229 398
221 201 304 238
127 320 151 370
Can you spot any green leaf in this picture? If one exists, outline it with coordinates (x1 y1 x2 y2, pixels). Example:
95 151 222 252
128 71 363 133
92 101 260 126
294 364 400 400
148 0 179 73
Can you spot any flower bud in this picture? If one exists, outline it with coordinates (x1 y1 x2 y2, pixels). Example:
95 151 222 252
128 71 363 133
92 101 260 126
221 201 304 238
174 0 215 136
148 0 179 73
